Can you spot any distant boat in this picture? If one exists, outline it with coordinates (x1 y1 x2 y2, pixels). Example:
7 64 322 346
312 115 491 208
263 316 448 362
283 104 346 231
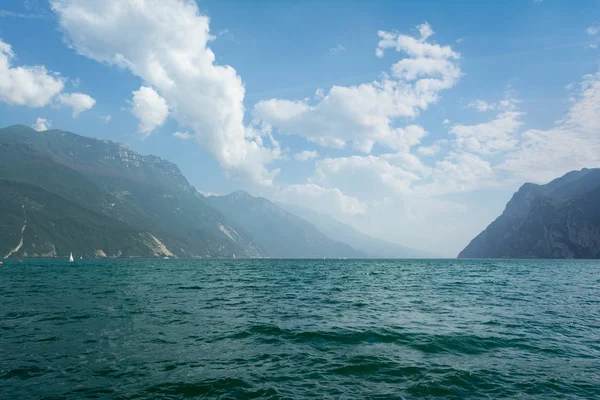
69 252 74 262
232 254 236 260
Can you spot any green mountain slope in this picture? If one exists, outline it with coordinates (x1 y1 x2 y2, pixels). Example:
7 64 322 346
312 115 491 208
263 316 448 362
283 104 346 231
206 191 363 258
458 168 600 259
0 179 172 258
0 125 263 258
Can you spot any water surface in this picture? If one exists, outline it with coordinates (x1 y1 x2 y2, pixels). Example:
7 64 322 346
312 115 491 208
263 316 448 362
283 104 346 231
1 259 599 398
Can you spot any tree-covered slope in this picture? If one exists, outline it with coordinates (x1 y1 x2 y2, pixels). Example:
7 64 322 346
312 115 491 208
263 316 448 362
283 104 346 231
0 125 263 258
0 179 173 258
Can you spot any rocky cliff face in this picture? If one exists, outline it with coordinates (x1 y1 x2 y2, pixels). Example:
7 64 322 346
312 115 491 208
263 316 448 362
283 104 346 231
458 168 600 259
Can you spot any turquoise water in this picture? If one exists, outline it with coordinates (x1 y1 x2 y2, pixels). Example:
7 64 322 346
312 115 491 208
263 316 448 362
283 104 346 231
1 259 599 399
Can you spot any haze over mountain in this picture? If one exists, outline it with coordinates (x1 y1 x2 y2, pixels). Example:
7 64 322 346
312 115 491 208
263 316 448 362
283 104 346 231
459 168 600 259
207 191 362 258
0 124 426 259
280 203 436 258
1 0 600 257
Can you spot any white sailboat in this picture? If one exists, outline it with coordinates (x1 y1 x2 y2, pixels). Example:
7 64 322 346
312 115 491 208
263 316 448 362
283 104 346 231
69 252 74 262
232 253 236 260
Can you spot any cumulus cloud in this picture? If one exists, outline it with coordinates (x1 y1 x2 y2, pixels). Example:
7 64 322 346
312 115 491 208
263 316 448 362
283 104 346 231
0 38 64 107
276 183 367 218
294 150 318 161
314 155 421 200
173 131 191 140
99 114 111 123
130 86 168 135
467 99 496 112
0 38 95 115
451 99 523 155
253 22 460 154
417 140 446 156
51 0 280 185
57 92 96 117
500 68 600 182
587 23 599 36
32 117 51 131
329 44 345 55
414 152 494 196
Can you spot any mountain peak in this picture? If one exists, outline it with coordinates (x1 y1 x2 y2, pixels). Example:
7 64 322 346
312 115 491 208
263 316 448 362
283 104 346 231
229 189 252 198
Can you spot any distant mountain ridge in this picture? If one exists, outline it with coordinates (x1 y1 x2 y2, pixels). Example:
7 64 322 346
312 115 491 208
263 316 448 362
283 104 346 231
279 203 436 258
0 124 429 259
459 168 600 259
206 191 363 258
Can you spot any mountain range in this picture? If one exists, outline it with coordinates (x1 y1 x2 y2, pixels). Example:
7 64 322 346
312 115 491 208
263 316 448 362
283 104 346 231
459 168 600 259
279 203 435 258
0 124 425 259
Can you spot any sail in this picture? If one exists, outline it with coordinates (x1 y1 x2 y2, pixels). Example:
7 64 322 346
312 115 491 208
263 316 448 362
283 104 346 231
69 252 74 262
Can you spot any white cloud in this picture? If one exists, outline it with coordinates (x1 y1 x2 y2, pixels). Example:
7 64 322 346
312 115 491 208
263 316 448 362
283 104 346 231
276 183 367 218
0 38 64 107
590 43 598 49
442 118 451 125
51 0 280 185
417 22 434 41
414 152 494 196
587 23 599 36
500 68 600 182
451 100 523 155
253 23 460 154
0 10 45 19
329 44 345 56
0 38 95 115
32 117 51 131
57 92 96 117
294 150 318 161
173 131 191 140
310 148 494 201
314 155 421 200
376 23 459 60
130 86 169 136
416 146 438 157
99 114 111 123
467 99 496 112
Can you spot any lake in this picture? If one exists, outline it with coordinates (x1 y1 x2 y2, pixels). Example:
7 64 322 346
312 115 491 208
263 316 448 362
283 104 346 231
1 259 599 399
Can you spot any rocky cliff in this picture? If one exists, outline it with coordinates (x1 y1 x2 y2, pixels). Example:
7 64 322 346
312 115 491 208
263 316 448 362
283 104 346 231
458 168 600 259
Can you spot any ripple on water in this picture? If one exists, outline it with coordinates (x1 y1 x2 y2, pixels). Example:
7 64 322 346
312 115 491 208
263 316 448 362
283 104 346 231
0 258 599 399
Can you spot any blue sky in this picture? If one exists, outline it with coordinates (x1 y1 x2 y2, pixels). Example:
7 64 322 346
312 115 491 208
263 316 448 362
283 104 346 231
1 0 599 256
